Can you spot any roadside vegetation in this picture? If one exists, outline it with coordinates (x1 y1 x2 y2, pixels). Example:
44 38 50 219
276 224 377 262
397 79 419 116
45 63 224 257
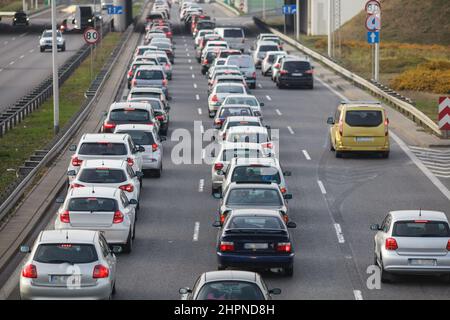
0 32 121 195
0 0 24 11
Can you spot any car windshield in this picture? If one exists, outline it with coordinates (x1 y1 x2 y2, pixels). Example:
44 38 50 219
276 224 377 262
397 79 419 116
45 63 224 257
79 142 127 155
345 110 383 127
78 168 127 184
231 166 280 184
219 108 252 117
284 61 311 72
259 45 279 52
229 216 284 229
223 29 244 37
216 86 244 94
197 281 264 300
226 188 282 206
34 244 98 264
197 21 215 29
227 56 252 68
157 56 169 64
68 197 117 212
224 97 258 106
222 149 262 161
43 31 61 37
227 121 260 128
129 99 162 110
136 69 164 80
393 221 450 237
116 130 155 145
110 109 150 122
227 132 268 143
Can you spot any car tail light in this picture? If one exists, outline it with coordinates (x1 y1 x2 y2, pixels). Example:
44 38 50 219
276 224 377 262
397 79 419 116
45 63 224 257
103 121 116 131
71 156 82 167
220 214 226 224
338 119 344 136
203 59 208 65
385 238 398 250
220 241 234 252
214 163 224 171
127 157 134 166
93 264 109 278
22 264 37 278
162 79 168 86
60 210 70 223
156 115 165 121
447 240 450 251
211 95 218 103
152 143 158 152
252 71 256 78
70 183 84 188
279 70 288 75
274 63 280 69
132 79 137 87
262 142 273 149
384 118 389 136
128 70 133 77
283 214 289 223
277 242 291 253
305 69 314 74
119 184 134 193
165 63 170 70
167 31 172 37
215 118 223 125
280 187 287 194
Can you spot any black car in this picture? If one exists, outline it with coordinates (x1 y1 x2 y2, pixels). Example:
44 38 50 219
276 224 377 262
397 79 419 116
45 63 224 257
214 209 296 276
276 57 314 89
12 11 29 26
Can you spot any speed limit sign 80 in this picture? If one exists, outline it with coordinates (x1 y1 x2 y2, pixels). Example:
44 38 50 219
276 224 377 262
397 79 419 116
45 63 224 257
83 28 100 45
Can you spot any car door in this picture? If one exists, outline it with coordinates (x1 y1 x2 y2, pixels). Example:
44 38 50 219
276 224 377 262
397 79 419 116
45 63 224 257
330 107 341 147
128 137 143 171
99 233 117 284
126 166 141 200
375 214 392 257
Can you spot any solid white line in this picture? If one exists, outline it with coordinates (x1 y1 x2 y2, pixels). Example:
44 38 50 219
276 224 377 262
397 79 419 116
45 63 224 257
302 150 311 160
353 290 363 300
193 222 200 241
190 66 193 70
19 55 25 59
193 83 197 88
317 180 326 194
187 53 190 57
198 108 202 115
9 61 15 65
258 83 263 89
266 95 272 101
334 223 345 243
196 94 200 100
287 126 295 135
188 59 192 63
198 179 204 192
275 109 282 116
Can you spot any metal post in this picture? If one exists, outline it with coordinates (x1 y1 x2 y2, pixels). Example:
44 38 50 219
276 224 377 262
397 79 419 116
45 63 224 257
51 0 59 134
90 45 93 81
296 0 300 40
328 0 333 58
374 42 380 82
262 0 266 20
283 15 286 35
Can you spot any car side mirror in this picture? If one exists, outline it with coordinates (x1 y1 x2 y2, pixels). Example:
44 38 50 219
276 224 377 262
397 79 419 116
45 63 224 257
265 125 271 130
179 287 192 295
138 146 145 153
283 194 293 200
69 144 77 152
214 124 222 130
129 199 138 205
286 221 297 228
20 245 30 253
370 224 381 231
212 221 222 228
67 170 77 176
269 288 281 295
160 136 166 142
283 171 292 176
136 171 144 178
327 117 335 125
55 197 65 204
260 102 265 107
212 193 222 199
112 246 122 254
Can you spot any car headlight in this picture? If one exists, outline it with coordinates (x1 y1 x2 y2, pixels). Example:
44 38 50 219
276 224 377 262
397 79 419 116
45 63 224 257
88 19 92 22
26 18 29 21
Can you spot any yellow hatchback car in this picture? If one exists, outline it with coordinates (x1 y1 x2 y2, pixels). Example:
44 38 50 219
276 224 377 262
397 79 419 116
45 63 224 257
327 101 390 158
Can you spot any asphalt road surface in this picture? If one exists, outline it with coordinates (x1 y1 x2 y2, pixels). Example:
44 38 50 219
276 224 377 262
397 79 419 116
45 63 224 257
5 2 450 300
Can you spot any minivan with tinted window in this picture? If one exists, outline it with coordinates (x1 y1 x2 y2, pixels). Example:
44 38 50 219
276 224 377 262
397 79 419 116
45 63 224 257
327 101 390 158
214 27 245 52
275 57 314 89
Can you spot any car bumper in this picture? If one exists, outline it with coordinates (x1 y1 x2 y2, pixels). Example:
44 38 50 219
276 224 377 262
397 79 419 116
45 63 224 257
54 224 130 244
278 77 313 86
142 157 162 170
20 278 112 300
382 252 450 274
245 77 256 84
217 252 294 269
335 144 390 152
208 102 221 112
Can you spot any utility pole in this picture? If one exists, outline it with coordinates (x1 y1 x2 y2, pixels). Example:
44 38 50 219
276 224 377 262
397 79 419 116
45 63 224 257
51 0 59 134
262 0 266 20
296 0 300 40
328 0 333 58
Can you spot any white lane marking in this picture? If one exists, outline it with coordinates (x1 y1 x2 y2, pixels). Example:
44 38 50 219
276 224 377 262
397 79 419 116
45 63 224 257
192 74 195 79
190 66 193 70
9 61 15 65
302 150 311 160
202 149 206 159
29 49 34 53
198 179 204 192
353 290 363 300
11 37 15 41
258 83 263 89
266 95 272 101
334 223 345 243
188 59 192 63
19 33 27 38
196 94 200 100
200 124 204 134
3 41 8 45
287 126 295 135
317 180 326 194
193 222 200 241
275 109 282 116
19 55 25 59
185 48 189 52
193 83 197 88
198 108 202 115
316 76 347 100
187 53 190 57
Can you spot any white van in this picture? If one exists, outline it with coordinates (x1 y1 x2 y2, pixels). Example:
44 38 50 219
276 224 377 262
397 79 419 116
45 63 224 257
214 27 245 51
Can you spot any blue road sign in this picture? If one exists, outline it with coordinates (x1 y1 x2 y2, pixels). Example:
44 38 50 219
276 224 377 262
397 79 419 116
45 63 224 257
107 5 123 15
367 31 380 44
282 4 297 15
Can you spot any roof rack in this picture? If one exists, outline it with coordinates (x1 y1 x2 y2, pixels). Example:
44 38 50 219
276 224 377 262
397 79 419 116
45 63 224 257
340 100 381 105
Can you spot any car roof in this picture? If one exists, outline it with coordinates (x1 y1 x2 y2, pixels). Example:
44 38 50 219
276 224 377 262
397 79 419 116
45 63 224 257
207 41 228 45
228 182 279 189
81 133 128 143
115 124 156 132
69 186 119 198
39 230 97 244
227 126 268 134
389 210 448 222
110 102 152 110
221 142 264 150
228 208 284 217
282 56 311 62
81 159 128 169
216 75 245 80
215 82 245 88
203 270 257 283
224 94 258 100
266 51 287 56
135 65 164 71
257 41 279 46
225 116 260 122
129 87 163 93
233 157 277 166
339 101 383 109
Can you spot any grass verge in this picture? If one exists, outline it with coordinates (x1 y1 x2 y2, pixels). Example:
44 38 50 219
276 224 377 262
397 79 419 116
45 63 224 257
0 32 121 194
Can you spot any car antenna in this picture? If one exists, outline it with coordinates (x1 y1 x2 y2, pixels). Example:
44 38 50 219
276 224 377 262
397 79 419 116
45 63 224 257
66 230 69 241
419 208 422 217
92 186 95 194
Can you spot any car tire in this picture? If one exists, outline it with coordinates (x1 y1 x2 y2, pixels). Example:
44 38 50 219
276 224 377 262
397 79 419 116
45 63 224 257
122 232 133 254
153 168 162 178
40 47 45 52
201 69 207 75
381 151 390 159
330 139 335 151
112 282 116 295
211 187 221 195
250 83 256 89
61 45 66 52
284 266 294 277
335 151 343 158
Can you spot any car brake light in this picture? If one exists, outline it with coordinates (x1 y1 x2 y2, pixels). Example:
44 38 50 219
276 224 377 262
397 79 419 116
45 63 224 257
283 214 289 223
103 121 116 130
277 242 291 252
22 264 37 278
162 79 168 86
279 70 288 75
119 184 134 193
127 157 134 166
220 241 234 252
203 59 208 65
128 70 133 77
280 187 287 194
93 264 109 278
220 214 226 224
156 115 165 121
152 143 158 152
338 119 344 136
70 183 84 188
385 238 398 250
447 240 450 251
274 63 280 69
305 69 314 74
60 210 70 223
262 142 273 149
71 156 82 166
211 95 218 102
214 163 224 171
165 63 170 70
384 118 389 136
252 71 256 78
132 79 137 87
215 118 223 125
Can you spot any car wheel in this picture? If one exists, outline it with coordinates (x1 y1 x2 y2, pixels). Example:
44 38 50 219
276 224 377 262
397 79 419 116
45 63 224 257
284 266 294 277
153 168 161 178
201 69 206 75
330 139 335 151
112 282 116 295
211 187 221 195
335 151 343 158
40 47 45 52
61 45 66 52
122 232 133 254
381 151 390 159
250 83 256 89
208 111 215 118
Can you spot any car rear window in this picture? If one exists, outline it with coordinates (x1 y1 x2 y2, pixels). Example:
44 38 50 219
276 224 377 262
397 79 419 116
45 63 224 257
68 197 117 212
216 85 244 94
226 188 282 206
229 216 283 229
156 56 168 64
131 92 160 99
231 166 281 184
110 109 150 122
116 130 156 145
219 107 252 117
129 99 162 110
283 61 311 72
34 244 98 264
393 221 450 237
217 78 243 84
223 29 244 38
79 142 127 155
222 149 262 161
136 69 164 80
227 56 252 68
259 45 279 52
345 110 383 127
197 281 264 300
78 168 127 184
224 97 258 106
227 121 260 128
197 21 215 29
228 133 269 144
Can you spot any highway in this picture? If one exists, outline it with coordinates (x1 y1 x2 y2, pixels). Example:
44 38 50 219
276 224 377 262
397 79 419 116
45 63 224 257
3 1 450 300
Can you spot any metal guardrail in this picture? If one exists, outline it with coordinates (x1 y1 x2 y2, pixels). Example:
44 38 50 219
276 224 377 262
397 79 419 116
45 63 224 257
0 21 111 138
0 24 135 221
253 17 442 137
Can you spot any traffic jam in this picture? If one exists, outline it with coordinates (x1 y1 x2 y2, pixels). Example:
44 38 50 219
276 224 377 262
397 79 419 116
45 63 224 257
17 0 450 300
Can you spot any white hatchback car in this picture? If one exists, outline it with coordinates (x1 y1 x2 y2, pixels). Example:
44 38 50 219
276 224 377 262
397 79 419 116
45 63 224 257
208 83 248 118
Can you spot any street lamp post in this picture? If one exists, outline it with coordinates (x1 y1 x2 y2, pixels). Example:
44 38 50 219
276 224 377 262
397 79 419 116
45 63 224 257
51 0 59 134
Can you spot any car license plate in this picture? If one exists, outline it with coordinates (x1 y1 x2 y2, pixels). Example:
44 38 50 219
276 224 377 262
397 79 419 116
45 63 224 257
355 137 374 142
292 73 303 76
49 275 72 284
244 243 268 250
409 259 436 266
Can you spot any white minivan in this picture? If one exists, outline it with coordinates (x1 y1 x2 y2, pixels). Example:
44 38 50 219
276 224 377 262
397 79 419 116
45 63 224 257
214 27 245 52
